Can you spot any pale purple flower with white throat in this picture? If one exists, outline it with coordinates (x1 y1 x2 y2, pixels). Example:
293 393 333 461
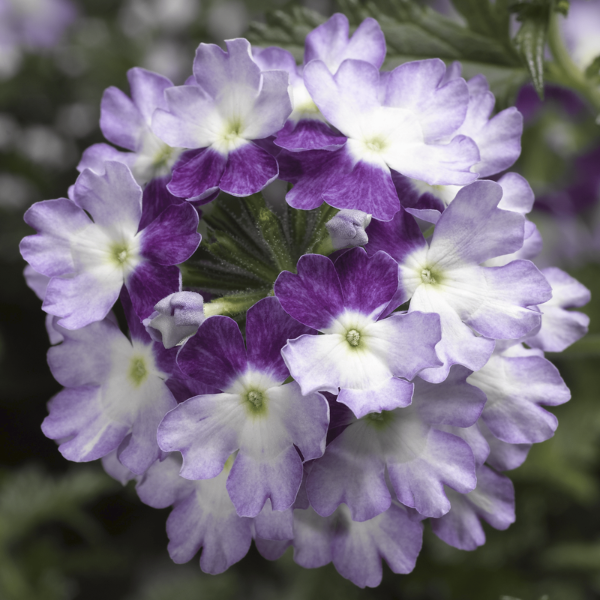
151 38 292 202
20 161 201 329
366 180 552 383
254 13 385 152
306 367 483 520
78 68 183 186
41 294 178 474
136 453 294 574
274 247 442 418
157 297 329 518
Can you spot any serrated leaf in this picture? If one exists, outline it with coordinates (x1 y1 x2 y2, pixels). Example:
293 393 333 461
513 12 548 99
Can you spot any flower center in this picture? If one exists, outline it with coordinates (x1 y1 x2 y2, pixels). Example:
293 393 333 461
365 138 385 153
421 268 436 284
346 329 361 347
365 410 394 429
244 388 268 417
128 356 148 387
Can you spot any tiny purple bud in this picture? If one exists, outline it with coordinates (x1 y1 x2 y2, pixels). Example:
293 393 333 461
326 209 372 250
143 291 205 349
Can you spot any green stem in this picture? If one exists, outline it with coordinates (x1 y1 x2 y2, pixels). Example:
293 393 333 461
204 289 271 318
546 9 600 117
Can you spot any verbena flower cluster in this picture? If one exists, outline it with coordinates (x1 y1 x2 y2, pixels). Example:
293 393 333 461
20 13 591 588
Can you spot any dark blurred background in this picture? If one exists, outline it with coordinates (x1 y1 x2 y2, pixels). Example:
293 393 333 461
1 1 600 599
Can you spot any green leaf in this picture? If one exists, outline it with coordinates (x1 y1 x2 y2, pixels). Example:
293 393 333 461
584 54 600 85
512 2 551 99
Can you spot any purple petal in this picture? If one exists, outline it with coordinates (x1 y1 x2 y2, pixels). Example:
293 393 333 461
334 248 398 318
157 393 245 480
139 176 185 231
44 271 122 330
497 172 534 214
167 148 226 202
473 351 570 444
464 261 551 340
432 466 515 550
364 206 426 268
128 67 173 124
413 366 486 428
176 316 248 388
274 119 347 152
100 86 146 151
246 297 314 384
332 504 423 587
321 148 401 221
21 198 90 277
42 386 129 462
219 142 278 197
307 419 391 521
125 262 181 321
429 180 525 266
77 143 136 176
227 446 303 516
479 420 532 471
304 14 386 71
73 161 142 231
384 59 469 140
140 202 200 265
275 254 344 330
253 502 294 541
337 378 413 418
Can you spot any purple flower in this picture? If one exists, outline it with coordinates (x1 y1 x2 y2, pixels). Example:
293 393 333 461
431 465 515 551
78 68 182 186
291 498 423 588
151 38 292 202
326 209 372 250
469 342 571 444
41 308 178 475
366 180 552 382
157 297 329 517
283 58 479 221
136 453 294 574
274 248 442 418
20 161 201 329
144 291 206 349
254 13 385 152
525 267 591 352
306 366 483 520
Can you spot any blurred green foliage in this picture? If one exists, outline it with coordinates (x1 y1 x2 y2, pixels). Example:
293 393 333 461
2 1 600 599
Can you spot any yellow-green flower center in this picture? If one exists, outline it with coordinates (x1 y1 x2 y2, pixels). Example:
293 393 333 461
346 329 361 347
128 356 148 387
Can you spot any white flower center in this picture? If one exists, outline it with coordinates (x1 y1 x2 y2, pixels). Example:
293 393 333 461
421 269 436 284
346 329 361 347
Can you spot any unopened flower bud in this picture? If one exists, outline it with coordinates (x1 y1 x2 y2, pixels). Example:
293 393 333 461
326 209 372 250
143 292 205 349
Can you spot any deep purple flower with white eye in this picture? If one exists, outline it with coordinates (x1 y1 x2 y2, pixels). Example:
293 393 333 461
274 248 442 418
283 58 479 221
307 367 483 520
291 498 423 588
525 267 590 352
41 300 178 475
20 161 200 329
254 13 385 152
366 180 552 383
430 465 515 551
78 68 183 186
157 297 329 518
144 291 205 349
468 341 570 445
136 453 294 575
151 38 292 203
